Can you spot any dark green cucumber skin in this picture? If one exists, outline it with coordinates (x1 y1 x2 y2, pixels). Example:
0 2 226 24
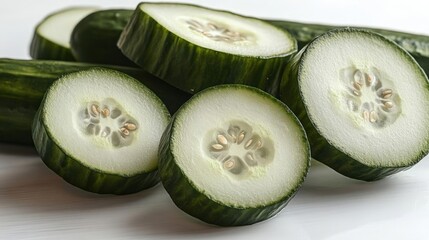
270 20 429 76
70 9 137 66
30 31 75 61
0 59 190 145
158 85 310 226
118 3 295 95
32 106 159 194
279 29 427 181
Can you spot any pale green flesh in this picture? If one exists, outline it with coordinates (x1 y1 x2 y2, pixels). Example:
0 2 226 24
141 3 296 57
300 29 429 167
171 86 308 207
38 7 98 48
42 68 170 175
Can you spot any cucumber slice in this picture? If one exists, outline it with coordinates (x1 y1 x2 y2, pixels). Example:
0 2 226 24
158 84 310 226
280 28 429 181
30 7 98 61
71 9 136 66
32 68 170 194
118 3 297 94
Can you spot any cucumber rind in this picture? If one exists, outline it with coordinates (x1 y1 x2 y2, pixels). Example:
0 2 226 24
158 84 310 226
30 29 75 61
32 68 169 194
280 28 429 181
118 3 297 95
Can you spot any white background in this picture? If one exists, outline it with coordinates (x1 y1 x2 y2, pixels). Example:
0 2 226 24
1 0 429 239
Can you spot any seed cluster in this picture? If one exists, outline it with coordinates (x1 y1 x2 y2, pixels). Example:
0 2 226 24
208 123 273 178
186 19 248 43
342 68 401 127
81 98 138 147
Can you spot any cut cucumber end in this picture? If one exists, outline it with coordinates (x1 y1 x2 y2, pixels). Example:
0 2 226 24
30 7 98 60
159 84 310 226
280 28 429 180
118 2 297 94
32 68 170 194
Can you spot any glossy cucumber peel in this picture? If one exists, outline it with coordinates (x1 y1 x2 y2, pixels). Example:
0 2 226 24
280 28 429 181
0 59 190 145
32 68 170 194
71 9 136 66
158 84 310 226
118 2 297 95
30 7 98 61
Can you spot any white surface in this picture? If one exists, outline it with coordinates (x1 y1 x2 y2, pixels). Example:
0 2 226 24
1 0 429 239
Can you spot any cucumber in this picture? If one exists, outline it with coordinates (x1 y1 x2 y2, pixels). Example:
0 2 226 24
63 7 429 79
0 58 191 145
279 28 429 181
269 20 429 76
118 2 297 94
158 84 310 226
32 68 170 194
70 9 136 66
30 7 98 61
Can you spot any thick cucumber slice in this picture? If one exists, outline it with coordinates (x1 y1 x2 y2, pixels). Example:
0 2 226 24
118 3 297 94
30 7 98 61
71 9 136 66
0 58 190 145
159 84 310 226
280 28 429 181
32 68 170 194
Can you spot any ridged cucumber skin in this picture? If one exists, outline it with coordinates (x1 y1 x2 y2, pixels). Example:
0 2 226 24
279 30 428 181
30 30 75 61
118 3 296 95
158 85 310 226
32 106 159 195
0 59 191 145
70 9 136 66
269 20 429 76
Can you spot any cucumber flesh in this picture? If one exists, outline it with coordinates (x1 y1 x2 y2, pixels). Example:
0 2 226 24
280 28 429 180
32 68 171 194
30 7 98 61
159 84 310 226
119 2 297 94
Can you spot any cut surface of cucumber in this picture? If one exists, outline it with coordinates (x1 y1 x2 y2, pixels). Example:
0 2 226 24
158 84 310 226
118 3 297 94
30 7 98 60
280 28 429 180
142 4 294 56
32 68 170 194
